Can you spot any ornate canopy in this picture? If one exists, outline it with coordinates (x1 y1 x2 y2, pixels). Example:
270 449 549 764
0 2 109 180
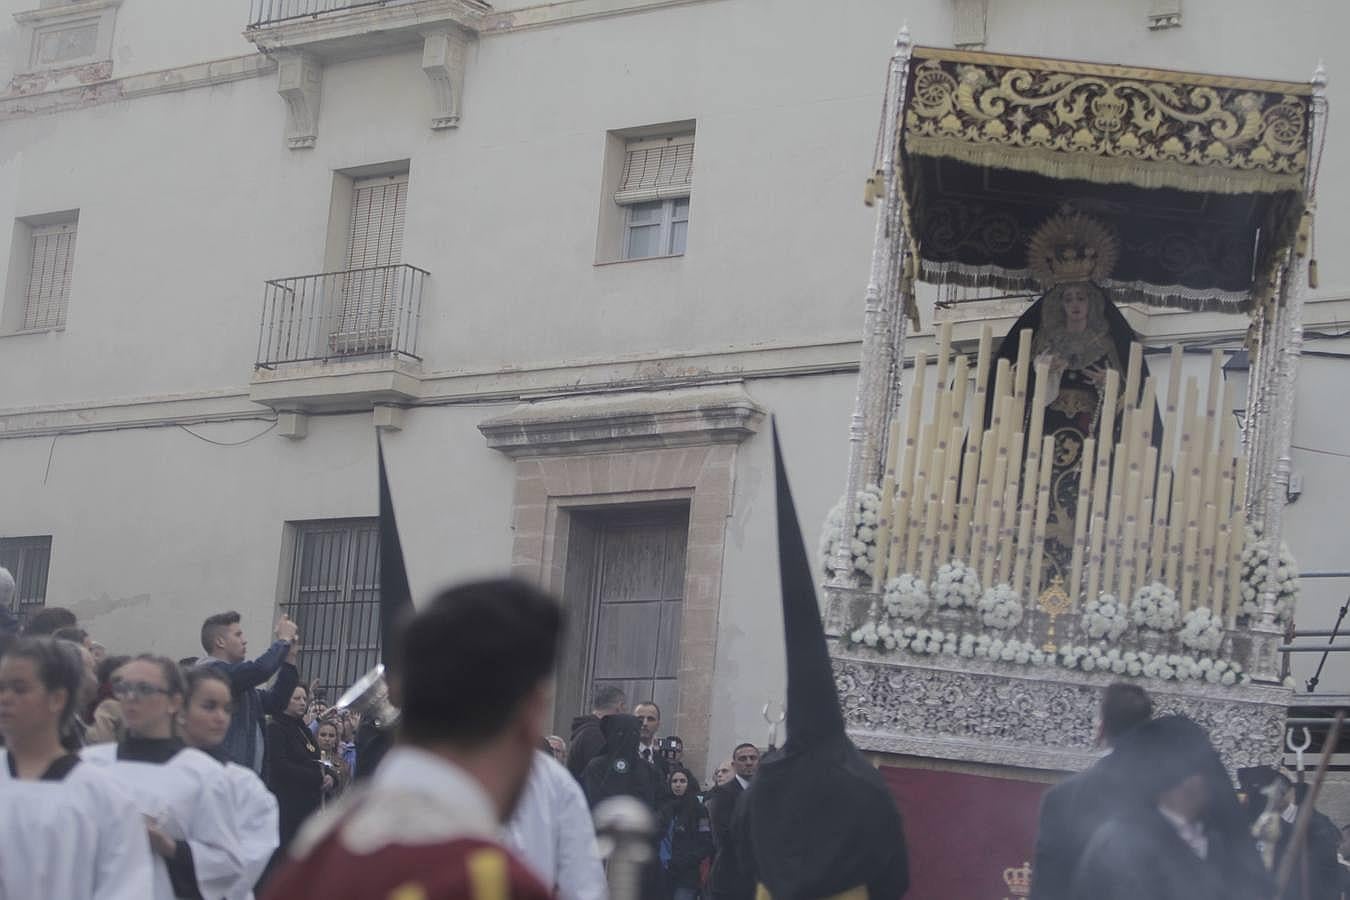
899 47 1315 311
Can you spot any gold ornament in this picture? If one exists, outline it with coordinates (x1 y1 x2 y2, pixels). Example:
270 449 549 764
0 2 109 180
1027 212 1120 289
1037 576 1074 652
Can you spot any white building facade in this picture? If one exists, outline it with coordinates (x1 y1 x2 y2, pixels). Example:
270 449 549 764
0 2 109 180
1 0 1347 776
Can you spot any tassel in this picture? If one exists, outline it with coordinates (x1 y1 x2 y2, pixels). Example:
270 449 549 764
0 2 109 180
864 170 883 207
1309 258 1319 290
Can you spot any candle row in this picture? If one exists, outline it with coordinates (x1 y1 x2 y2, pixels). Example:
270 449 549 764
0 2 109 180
870 323 1249 623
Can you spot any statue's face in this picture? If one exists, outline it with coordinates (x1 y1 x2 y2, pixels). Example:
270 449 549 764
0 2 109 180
1061 286 1091 328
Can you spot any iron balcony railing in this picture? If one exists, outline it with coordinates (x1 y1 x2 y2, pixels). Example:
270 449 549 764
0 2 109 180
255 263 428 368
247 0 413 28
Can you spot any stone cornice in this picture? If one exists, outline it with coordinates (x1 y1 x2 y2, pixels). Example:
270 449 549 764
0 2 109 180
478 383 764 458
13 0 121 25
0 340 849 439
0 53 276 121
1 0 727 121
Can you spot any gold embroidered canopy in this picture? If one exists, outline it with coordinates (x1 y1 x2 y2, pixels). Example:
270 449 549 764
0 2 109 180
899 47 1315 311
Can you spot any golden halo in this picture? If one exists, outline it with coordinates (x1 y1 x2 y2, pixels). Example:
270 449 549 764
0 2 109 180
1027 213 1120 289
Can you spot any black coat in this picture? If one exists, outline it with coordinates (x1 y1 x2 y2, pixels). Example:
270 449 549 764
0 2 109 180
707 779 753 900
1031 754 1131 900
579 715 659 811
1277 809 1343 900
266 713 323 849
659 796 713 892
568 715 605 780
1071 806 1270 900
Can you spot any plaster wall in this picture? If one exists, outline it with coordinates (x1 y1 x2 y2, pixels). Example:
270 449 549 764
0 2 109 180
1 0 1349 755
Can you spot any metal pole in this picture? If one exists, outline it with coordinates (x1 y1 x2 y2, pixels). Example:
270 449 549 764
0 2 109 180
830 26 913 588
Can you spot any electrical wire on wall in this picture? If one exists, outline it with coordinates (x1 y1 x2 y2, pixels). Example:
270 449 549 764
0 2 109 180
176 421 279 446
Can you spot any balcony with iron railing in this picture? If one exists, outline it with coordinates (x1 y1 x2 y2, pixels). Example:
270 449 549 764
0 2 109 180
249 264 429 414
245 0 487 51
249 0 410 28
245 0 487 146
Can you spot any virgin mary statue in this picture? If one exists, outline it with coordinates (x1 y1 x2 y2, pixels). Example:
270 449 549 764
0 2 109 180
988 214 1159 594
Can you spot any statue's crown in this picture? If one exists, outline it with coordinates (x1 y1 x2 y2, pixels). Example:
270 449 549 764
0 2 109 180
1003 861 1033 897
1028 212 1119 288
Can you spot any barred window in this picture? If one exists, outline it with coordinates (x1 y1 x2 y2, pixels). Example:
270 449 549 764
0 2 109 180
283 520 382 703
0 536 52 628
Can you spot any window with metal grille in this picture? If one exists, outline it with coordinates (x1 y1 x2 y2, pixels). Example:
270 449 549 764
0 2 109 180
282 520 382 703
0 536 52 628
616 135 693 260
24 220 77 330
335 175 407 350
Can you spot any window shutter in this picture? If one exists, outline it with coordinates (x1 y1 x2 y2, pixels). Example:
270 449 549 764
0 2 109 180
345 175 407 270
614 135 694 205
339 175 408 342
24 223 77 330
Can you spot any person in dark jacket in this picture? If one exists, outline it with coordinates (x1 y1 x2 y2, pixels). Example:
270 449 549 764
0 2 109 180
1071 715 1270 900
1030 682 1153 900
580 712 658 811
1239 768 1343 900
567 685 626 780
201 611 299 774
266 684 324 851
659 767 713 900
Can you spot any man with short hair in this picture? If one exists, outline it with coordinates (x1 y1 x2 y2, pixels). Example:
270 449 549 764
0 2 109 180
262 578 561 900
634 701 672 786
1030 682 1153 900
567 685 626 780
200 610 300 773
707 742 760 900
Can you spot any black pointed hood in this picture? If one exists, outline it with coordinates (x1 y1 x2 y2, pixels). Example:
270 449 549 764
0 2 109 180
773 422 846 750
740 421 910 900
377 436 413 668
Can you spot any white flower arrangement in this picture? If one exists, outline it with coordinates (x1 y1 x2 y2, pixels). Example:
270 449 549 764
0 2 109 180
900 626 955 656
971 633 1046 666
1178 607 1225 654
1058 645 1247 685
883 574 931 622
978 583 1025 630
1131 582 1181 632
932 560 982 609
1079 594 1130 642
854 621 1247 685
819 483 884 584
1239 526 1300 624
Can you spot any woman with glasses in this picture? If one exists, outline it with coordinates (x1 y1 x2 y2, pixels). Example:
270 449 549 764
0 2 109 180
179 665 279 899
82 654 244 900
0 637 154 899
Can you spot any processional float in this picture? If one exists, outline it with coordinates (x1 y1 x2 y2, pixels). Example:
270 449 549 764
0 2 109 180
820 30 1327 898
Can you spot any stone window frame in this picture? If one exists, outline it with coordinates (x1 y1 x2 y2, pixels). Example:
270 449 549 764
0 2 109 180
13 0 121 78
481 386 762 773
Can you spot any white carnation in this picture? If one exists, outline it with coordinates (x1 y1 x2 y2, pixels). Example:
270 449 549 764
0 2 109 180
1081 593 1130 642
883 574 931 622
1178 608 1224 654
932 560 983 609
1132 583 1181 632
979 583 1025 630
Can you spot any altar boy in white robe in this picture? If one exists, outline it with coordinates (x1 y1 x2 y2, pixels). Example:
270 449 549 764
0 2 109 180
180 665 281 899
82 654 244 900
0 637 154 900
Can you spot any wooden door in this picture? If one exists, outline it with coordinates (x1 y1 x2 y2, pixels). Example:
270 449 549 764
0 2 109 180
555 503 688 733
